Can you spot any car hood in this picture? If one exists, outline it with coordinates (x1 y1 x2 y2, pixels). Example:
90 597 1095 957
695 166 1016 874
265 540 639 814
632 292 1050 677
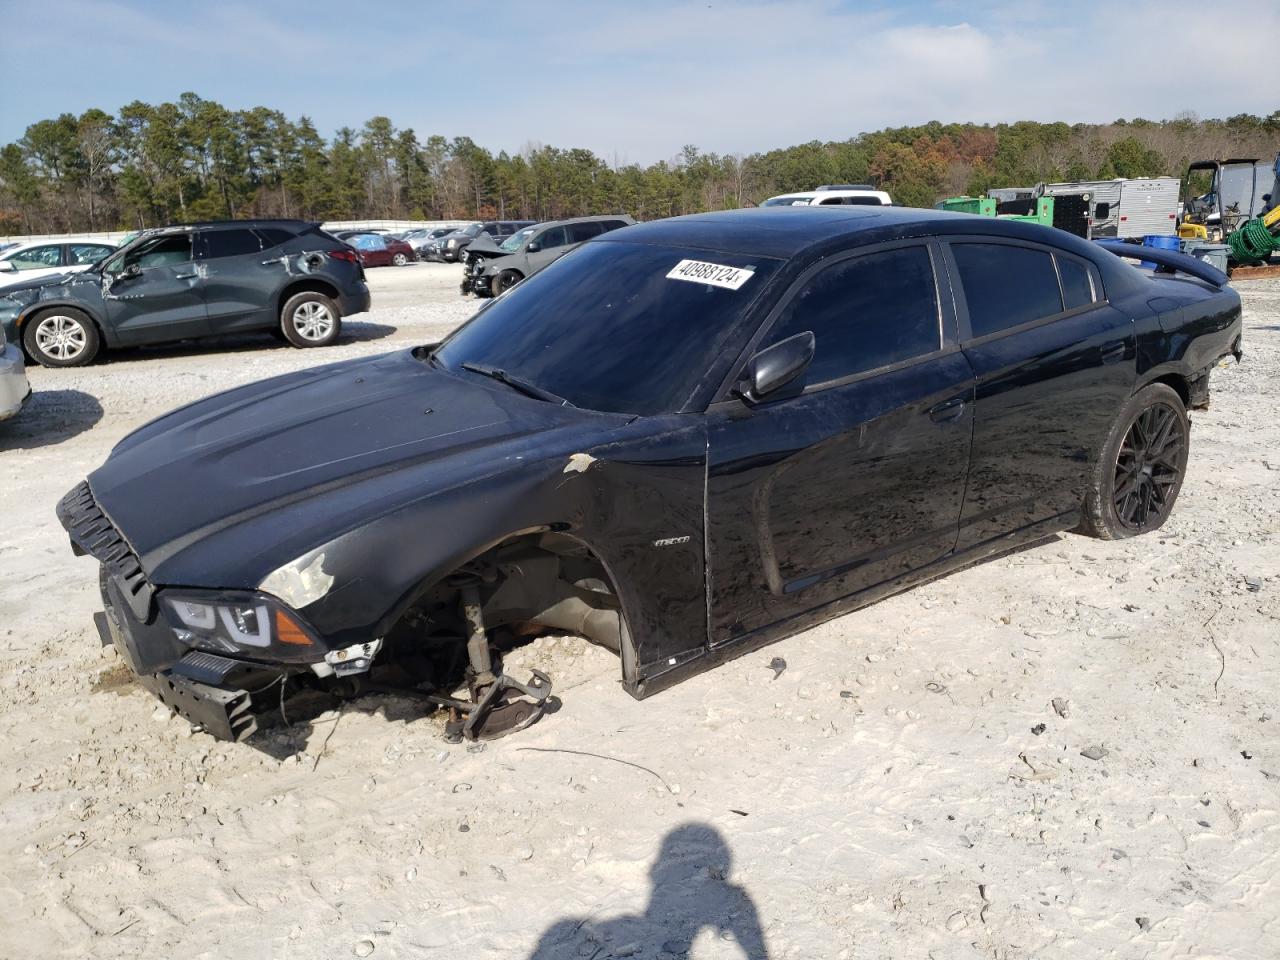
0 269 89 296
466 237 510 259
88 349 622 587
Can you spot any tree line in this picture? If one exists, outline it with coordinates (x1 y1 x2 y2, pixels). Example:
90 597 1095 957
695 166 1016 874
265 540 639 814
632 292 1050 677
1 93 1277 235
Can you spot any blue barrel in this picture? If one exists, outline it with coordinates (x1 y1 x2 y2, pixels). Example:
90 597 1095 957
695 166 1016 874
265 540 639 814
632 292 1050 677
1141 234 1180 269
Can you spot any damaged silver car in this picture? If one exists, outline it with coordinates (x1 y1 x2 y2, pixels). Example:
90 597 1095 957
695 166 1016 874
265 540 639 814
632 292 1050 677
0 220 372 366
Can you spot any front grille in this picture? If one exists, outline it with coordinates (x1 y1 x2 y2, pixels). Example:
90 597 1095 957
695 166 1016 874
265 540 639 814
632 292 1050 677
57 480 154 621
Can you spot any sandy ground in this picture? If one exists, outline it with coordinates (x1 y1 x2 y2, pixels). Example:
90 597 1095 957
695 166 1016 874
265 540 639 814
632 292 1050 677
0 264 1277 960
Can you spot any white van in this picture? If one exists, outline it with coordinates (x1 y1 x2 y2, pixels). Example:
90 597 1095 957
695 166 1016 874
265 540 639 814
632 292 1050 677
761 184 893 207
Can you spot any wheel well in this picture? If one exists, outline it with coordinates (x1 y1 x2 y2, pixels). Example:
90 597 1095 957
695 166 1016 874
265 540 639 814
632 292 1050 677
1143 373 1190 407
277 279 341 320
381 531 633 689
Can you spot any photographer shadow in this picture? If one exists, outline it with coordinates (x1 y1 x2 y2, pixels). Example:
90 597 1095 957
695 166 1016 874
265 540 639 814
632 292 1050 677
528 822 768 959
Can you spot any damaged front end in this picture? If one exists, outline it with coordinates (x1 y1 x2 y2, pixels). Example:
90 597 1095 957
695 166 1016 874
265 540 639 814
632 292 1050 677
58 481 563 744
60 480 335 741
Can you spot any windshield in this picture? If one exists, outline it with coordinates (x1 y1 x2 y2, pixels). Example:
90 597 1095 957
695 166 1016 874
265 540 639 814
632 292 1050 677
501 227 537 252
434 241 781 415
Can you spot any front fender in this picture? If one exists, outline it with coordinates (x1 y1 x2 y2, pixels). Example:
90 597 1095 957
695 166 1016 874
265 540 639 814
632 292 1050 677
13 288 112 345
274 418 711 686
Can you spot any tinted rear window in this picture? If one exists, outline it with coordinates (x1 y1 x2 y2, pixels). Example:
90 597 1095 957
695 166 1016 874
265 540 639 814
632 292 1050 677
256 227 295 248
435 242 780 414
952 243 1063 338
568 222 605 243
202 229 263 259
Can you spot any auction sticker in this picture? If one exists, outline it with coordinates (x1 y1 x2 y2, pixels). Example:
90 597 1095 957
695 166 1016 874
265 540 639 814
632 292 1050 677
666 259 755 290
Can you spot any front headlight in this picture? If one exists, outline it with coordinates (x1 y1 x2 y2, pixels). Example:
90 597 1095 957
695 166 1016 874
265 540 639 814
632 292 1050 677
447 238 458 248
159 590 324 662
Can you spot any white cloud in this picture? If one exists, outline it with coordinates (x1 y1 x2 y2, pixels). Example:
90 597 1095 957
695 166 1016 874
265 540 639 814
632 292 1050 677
2 0 1276 161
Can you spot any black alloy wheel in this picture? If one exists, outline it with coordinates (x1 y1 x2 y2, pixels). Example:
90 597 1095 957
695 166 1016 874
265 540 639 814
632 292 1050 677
1078 382 1190 540
1112 400 1186 531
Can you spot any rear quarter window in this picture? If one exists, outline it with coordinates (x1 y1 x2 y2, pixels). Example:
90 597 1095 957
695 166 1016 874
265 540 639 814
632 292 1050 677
952 242 1064 338
255 227 295 248
1057 256 1097 311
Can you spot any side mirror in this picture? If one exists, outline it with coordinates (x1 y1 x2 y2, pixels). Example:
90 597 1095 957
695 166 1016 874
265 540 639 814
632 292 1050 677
739 332 815 403
0 261 15 273
527 243 540 253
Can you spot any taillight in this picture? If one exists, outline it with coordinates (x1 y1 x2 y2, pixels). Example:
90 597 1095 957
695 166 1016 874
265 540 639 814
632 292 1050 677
329 249 359 263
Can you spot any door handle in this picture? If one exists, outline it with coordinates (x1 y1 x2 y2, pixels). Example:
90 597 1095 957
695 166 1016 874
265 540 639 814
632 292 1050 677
174 272 199 280
928 396 967 423
1101 343 1127 365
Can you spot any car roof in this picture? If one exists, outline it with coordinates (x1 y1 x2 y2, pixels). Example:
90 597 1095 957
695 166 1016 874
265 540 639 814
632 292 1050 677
2 237 117 251
535 214 634 230
596 206 1105 260
148 219 316 235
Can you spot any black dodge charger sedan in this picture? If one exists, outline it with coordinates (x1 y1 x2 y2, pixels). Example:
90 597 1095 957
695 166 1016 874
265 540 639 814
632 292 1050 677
58 207 1242 741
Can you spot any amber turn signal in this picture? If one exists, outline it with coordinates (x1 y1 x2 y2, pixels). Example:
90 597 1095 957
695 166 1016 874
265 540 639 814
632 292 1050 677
274 607 314 646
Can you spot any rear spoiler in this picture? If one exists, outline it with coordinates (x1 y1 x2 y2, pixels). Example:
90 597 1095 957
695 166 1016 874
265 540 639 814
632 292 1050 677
1095 240 1229 288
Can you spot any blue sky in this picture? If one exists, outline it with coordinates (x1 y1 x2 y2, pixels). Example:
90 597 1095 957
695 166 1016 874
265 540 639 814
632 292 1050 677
1 0 1276 163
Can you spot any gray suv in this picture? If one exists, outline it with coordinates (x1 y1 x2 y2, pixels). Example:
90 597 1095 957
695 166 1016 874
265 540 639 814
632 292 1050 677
440 221 537 262
464 215 636 297
0 220 371 367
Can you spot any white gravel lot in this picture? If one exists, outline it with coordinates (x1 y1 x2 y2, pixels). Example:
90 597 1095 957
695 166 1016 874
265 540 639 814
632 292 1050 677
0 265 1277 960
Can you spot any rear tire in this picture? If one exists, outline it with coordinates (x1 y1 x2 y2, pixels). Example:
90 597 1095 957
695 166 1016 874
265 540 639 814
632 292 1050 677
23 307 100 367
280 291 341 348
392 252 409 266
492 270 524 296
1077 383 1189 540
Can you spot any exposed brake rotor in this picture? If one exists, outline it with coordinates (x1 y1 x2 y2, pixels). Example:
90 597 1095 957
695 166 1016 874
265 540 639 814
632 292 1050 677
460 670 553 741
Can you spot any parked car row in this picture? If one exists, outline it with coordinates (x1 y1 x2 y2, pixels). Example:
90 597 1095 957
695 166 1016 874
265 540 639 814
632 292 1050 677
460 215 635 296
425 221 537 263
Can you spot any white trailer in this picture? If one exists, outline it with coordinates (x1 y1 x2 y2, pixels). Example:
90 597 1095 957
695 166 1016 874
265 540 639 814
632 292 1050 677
1036 178 1179 239
1113 177 1181 238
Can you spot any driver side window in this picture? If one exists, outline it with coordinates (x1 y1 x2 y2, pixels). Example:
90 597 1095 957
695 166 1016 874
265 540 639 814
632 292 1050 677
115 234 193 273
759 245 941 387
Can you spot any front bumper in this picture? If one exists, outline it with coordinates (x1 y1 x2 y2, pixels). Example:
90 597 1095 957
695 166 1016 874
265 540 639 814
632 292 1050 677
59 480 293 742
92 606 264 740
0 341 31 422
